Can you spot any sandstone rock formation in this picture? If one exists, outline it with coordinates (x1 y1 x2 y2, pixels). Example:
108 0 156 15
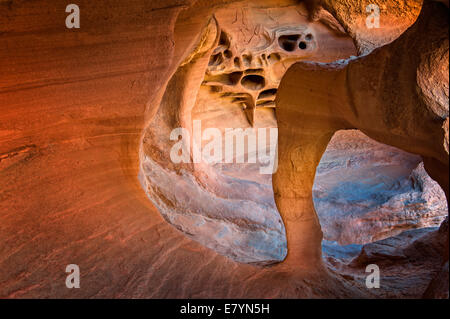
324 220 448 298
273 0 448 289
315 130 448 245
305 0 423 54
140 1 356 264
0 0 448 299
0 0 365 298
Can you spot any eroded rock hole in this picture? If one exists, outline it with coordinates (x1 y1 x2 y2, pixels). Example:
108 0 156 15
205 71 243 86
256 100 275 107
242 54 252 67
142 2 361 267
209 53 223 66
314 130 448 246
241 74 266 90
234 57 241 68
267 53 281 63
299 41 307 49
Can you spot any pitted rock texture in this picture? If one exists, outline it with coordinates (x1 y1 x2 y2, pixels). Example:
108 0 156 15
273 0 448 283
202 4 355 125
204 25 317 125
306 0 423 54
0 0 448 299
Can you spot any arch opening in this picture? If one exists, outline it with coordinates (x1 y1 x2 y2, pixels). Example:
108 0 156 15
313 130 448 247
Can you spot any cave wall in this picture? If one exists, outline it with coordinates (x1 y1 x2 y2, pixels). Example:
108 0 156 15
0 0 447 298
139 1 357 265
273 0 448 279
315 130 448 245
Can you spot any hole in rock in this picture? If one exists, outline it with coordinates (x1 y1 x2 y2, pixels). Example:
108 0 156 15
241 74 266 90
256 100 275 107
278 34 300 51
209 85 222 93
234 57 241 68
244 68 264 75
258 88 277 99
298 41 307 49
314 130 448 247
219 31 230 46
268 53 281 62
242 54 252 67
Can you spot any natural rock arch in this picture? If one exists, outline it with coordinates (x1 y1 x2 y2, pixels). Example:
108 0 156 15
273 0 449 271
139 0 357 264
